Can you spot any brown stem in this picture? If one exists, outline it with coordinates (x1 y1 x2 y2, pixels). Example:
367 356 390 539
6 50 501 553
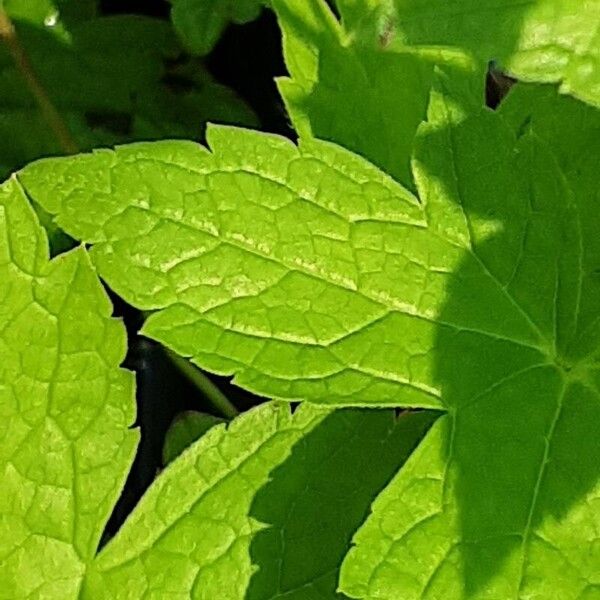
0 8 78 154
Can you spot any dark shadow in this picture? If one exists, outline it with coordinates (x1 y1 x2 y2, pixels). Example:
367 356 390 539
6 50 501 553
420 100 600 594
485 63 515 109
0 15 258 179
246 409 438 599
207 11 292 138
100 0 170 18
98 309 203 545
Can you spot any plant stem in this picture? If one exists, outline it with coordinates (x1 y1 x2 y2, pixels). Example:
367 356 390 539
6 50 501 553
0 8 78 154
164 349 239 419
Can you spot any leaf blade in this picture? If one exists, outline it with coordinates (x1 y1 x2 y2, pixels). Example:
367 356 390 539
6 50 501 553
377 0 600 107
0 177 138 598
82 403 435 599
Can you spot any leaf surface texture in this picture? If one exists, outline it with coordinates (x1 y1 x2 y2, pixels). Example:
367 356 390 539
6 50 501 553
0 177 138 598
18 89 600 596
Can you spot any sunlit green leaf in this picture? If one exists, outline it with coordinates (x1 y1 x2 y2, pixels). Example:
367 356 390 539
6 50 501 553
0 176 138 598
368 0 600 107
19 82 600 596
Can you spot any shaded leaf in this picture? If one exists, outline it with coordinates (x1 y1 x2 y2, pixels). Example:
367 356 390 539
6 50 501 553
272 0 483 189
366 0 600 108
0 10 256 177
339 89 600 597
170 0 265 55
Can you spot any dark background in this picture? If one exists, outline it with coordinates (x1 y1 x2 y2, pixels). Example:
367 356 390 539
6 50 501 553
101 0 291 134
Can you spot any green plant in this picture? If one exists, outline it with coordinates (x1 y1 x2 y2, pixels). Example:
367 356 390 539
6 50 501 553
1 0 599 598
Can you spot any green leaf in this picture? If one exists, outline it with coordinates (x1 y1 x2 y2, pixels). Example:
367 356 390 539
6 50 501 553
0 164 435 598
0 176 138 597
19 128 448 408
162 411 225 465
272 0 483 189
0 183 432 596
80 404 434 599
19 84 600 596
0 12 256 177
370 0 600 108
83 402 328 598
499 84 600 363
338 93 600 597
245 409 436 599
170 0 265 55
2 0 96 34
3 0 69 41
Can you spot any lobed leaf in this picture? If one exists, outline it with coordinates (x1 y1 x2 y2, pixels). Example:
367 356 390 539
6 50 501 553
0 172 435 598
19 128 453 408
0 176 138 598
82 404 433 598
272 0 483 190
338 88 600 597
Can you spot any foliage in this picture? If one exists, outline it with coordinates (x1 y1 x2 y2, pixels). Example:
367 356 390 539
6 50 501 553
1 0 599 598
368 0 600 108
0 0 256 178
170 0 266 55
162 411 224 465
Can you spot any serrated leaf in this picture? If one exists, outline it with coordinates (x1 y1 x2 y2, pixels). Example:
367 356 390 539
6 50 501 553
80 404 434 599
369 0 600 108
272 0 483 189
0 200 431 598
170 0 265 55
20 128 449 408
16 122 569 410
0 176 138 598
0 166 434 597
18 84 600 597
84 402 327 599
